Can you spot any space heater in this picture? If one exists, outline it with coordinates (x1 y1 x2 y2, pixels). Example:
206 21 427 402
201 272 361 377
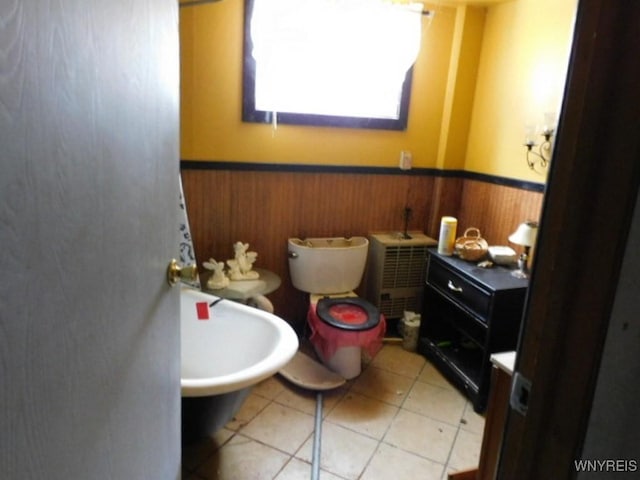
365 232 437 321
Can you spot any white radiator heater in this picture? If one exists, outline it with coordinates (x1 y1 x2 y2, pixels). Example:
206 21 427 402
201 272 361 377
365 232 437 320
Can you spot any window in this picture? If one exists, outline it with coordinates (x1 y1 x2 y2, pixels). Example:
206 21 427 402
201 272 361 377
242 0 423 130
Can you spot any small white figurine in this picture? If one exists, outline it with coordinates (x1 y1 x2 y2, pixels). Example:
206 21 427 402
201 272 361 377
227 241 259 280
202 258 230 290
245 251 258 270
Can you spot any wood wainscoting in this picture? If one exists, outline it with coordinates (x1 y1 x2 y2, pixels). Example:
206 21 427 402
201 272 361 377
456 178 544 246
180 165 543 332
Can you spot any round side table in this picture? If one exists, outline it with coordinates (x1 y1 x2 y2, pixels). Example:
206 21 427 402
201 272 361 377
202 268 281 311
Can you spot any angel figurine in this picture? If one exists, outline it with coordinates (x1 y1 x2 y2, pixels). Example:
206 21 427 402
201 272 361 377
227 241 259 280
202 258 230 290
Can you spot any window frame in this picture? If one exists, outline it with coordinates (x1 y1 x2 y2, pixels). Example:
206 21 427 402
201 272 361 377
241 0 415 131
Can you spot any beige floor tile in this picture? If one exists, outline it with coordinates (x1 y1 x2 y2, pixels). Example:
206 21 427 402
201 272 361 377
384 409 457 464
403 381 467 426
273 458 312 480
224 392 271 431
297 422 379 480
361 443 444 480
319 386 350 416
241 402 315 454
459 401 486 434
326 391 399 440
273 382 319 415
195 434 290 480
370 345 426 378
447 428 483 471
252 375 287 400
274 381 348 417
418 361 456 390
182 427 235 472
182 347 487 480
351 366 414 406
274 457 345 480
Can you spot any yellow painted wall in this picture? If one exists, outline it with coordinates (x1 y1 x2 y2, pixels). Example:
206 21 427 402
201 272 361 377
180 0 576 180
435 5 486 170
180 1 461 168
464 0 577 182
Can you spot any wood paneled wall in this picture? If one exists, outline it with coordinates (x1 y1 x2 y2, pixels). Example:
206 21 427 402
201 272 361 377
456 179 545 245
181 168 544 332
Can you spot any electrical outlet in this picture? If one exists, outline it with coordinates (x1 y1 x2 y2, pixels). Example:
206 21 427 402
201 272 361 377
399 151 412 170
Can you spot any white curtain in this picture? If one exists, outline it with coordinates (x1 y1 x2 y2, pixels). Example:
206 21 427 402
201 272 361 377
250 0 423 119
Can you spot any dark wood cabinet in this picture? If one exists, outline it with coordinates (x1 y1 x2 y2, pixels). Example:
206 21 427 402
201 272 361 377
419 249 528 412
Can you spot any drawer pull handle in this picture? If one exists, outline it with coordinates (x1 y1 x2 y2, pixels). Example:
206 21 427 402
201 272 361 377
447 280 463 293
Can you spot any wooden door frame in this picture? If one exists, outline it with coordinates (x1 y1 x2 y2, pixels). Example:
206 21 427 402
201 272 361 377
498 1 640 478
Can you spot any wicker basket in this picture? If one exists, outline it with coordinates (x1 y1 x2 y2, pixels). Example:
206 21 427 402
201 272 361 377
454 228 489 261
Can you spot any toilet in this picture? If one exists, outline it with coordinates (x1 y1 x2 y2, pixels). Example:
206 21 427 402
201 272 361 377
288 237 386 379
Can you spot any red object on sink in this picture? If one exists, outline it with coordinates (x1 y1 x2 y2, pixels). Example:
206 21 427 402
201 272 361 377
196 302 209 320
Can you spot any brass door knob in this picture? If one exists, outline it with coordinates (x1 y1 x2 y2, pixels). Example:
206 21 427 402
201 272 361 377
167 259 198 286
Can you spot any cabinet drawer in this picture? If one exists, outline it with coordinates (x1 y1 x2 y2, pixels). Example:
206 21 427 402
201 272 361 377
427 259 492 321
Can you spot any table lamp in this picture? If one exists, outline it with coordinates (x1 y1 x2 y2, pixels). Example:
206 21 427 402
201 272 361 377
509 221 539 278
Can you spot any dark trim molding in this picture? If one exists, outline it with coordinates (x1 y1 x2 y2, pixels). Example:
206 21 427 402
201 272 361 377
462 170 545 193
180 160 546 193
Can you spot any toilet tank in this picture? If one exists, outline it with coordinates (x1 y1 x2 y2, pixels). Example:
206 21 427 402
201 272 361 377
288 237 369 294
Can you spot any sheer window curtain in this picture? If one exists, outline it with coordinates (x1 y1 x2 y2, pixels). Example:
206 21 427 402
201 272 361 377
250 0 423 121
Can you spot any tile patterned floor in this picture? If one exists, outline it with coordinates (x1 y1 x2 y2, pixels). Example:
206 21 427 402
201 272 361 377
182 343 485 480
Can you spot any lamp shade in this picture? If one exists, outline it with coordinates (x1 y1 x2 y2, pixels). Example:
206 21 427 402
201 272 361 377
509 221 539 247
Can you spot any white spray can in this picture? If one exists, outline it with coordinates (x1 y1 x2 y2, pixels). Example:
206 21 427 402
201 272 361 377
437 216 458 256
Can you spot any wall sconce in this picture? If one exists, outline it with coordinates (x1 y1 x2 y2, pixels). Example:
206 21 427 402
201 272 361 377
524 111 556 172
509 221 539 278
524 127 554 171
